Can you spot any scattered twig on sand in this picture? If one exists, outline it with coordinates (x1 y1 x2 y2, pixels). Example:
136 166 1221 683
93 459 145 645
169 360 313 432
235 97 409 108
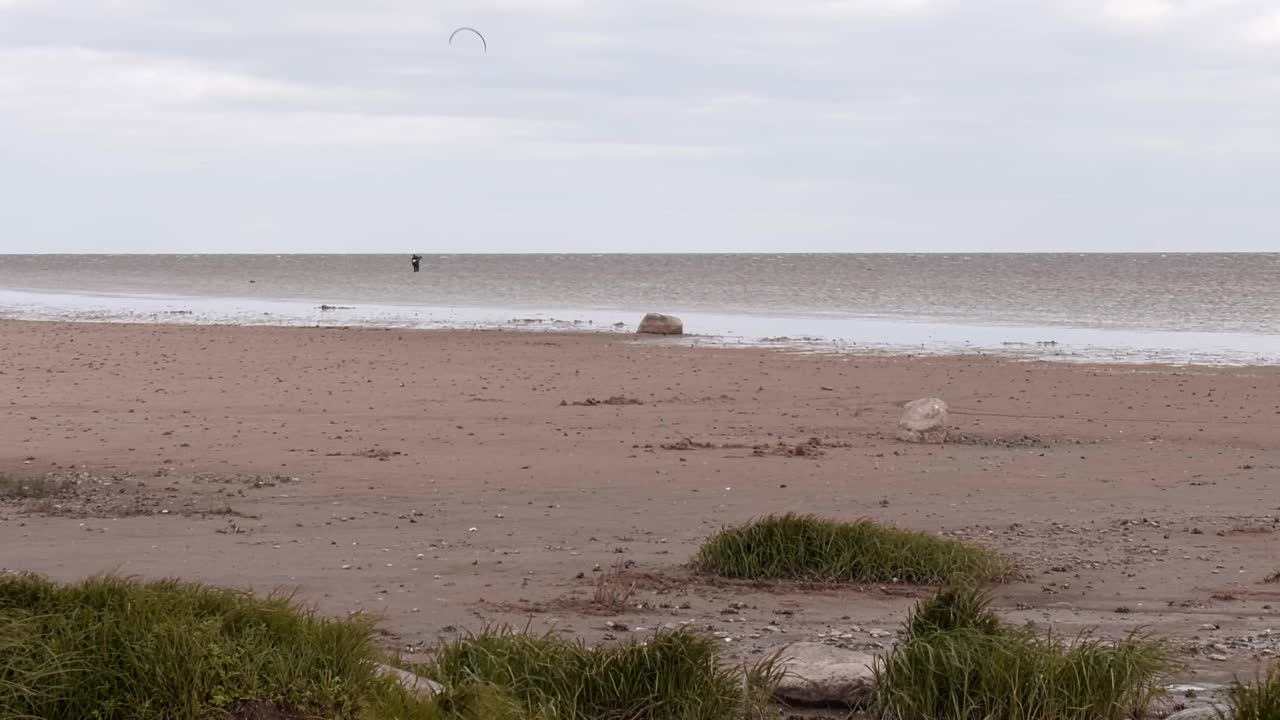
338 449 404 461
0 474 74 500
592 563 638 612
660 437 848 458
562 396 644 407
661 438 732 451
751 437 840 458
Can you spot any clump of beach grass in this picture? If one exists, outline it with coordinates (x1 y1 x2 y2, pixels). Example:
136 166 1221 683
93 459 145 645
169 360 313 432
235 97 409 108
591 562 637 612
1224 665 1280 720
425 626 781 720
0 573 775 720
693 513 1009 584
0 573 434 720
904 584 1003 638
874 584 1176 720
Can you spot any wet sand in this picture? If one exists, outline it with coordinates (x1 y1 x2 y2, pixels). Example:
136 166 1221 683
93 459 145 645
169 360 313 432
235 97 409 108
2 319 1279 683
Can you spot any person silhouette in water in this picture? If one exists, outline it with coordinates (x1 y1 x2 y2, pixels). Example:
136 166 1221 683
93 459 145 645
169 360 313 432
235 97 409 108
411 254 422 273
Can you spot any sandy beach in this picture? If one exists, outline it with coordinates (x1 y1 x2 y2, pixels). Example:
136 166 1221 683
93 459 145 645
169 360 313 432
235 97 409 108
2 318 1279 684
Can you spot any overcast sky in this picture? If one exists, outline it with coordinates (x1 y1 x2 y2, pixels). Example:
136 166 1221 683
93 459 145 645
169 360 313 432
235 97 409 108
1 0 1277 253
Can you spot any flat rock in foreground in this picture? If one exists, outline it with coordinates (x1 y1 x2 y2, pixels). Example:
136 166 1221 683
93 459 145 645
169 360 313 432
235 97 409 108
772 642 876 708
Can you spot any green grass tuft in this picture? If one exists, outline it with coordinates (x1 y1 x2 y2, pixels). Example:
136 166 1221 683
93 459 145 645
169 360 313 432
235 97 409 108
1225 665 1280 720
0 573 433 720
905 584 1002 638
874 586 1175 720
425 626 778 720
0 573 773 720
693 513 1009 584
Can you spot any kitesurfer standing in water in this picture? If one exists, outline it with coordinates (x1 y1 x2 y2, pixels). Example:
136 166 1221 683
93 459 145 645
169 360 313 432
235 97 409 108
407 28 478 279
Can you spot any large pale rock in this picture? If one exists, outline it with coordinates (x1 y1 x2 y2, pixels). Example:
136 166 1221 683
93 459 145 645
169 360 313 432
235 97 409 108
376 663 443 700
637 313 683 335
772 642 876 708
897 397 949 444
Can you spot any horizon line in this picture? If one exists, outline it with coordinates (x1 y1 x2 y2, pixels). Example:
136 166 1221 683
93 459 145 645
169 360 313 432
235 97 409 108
4 251 1277 256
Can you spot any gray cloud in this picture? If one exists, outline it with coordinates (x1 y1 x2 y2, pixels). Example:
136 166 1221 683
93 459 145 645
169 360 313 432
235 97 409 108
1 0 1277 252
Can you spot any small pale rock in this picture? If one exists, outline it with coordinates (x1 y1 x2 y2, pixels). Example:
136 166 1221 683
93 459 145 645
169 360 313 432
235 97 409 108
897 397 949 444
1167 683 1227 695
375 663 442 700
772 642 876 708
637 313 684 336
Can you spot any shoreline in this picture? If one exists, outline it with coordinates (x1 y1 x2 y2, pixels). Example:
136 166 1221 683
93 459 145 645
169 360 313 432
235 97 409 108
3 318 1280 690
4 288 1279 367
7 315 1280 373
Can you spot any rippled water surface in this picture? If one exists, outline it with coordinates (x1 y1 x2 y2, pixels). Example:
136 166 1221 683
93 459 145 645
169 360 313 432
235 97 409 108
2 254 1277 364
